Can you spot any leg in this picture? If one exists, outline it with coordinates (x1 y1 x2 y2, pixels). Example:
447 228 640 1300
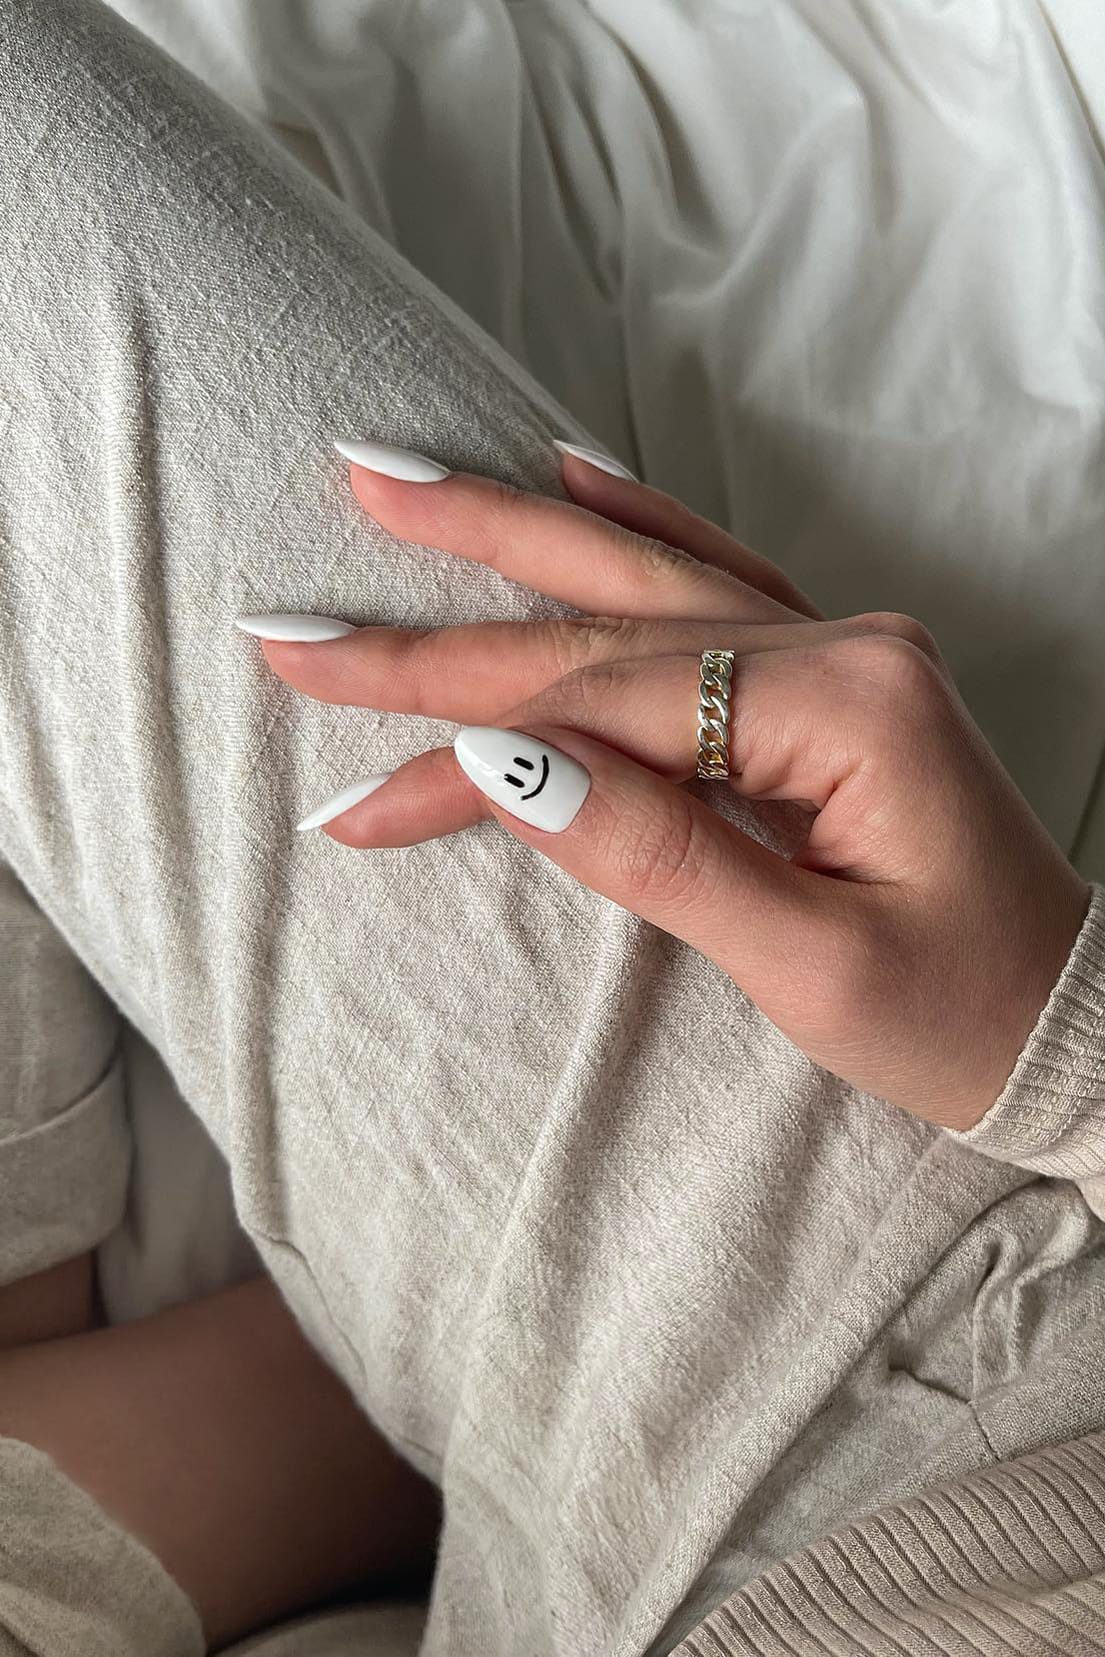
0 1274 440 1649
2 4 1102 1655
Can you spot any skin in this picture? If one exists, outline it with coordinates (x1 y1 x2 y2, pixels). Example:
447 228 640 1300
0 1253 98 1349
0 454 1089 1646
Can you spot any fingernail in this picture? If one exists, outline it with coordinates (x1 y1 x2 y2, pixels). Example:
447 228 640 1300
553 440 637 482
296 775 392 833
235 613 356 642
453 727 590 833
334 439 450 482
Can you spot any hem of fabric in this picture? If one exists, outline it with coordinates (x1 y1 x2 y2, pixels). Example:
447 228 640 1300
0 1047 132 1287
672 1431 1105 1656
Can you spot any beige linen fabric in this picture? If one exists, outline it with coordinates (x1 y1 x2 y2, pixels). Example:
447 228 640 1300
3 3 1105 1655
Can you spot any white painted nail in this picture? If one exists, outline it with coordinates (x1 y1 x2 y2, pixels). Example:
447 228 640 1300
453 727 590 833
334 439 450 482
235 613 356 642
296 775 392 833
553 440 637 481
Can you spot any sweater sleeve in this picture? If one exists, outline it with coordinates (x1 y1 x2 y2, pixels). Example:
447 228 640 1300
949 880 1105 1216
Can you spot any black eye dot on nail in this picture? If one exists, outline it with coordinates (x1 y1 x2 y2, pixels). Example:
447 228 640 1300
505 773 524 789
513 756 535 770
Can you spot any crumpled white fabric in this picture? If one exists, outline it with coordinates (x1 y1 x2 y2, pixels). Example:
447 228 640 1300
94 0 1105 1319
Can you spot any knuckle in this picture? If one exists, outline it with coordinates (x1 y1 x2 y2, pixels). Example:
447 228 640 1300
483 476 528 523
576 658 633 720
835 629 944 702
604 794 708 909
392 628 444 715
636 532 700 577
547 614 637 676
540 657 631 725
847 609 941 659
469 478 529 565
625 532 705 594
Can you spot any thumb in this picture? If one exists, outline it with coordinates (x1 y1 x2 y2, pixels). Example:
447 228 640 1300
452 723 823 1002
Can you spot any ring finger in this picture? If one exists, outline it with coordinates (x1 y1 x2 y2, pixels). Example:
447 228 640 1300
250 612 873 724
305 648 846 849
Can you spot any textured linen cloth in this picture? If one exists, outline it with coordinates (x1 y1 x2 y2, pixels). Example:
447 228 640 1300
3 3 1105 1656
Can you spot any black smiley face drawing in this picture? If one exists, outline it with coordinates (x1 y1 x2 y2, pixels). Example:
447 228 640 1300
504 752 550 800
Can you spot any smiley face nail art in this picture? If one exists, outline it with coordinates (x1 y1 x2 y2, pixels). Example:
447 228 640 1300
505 751 549 799
453 727 591 832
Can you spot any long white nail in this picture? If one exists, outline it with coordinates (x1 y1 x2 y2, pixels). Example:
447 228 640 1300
553 440 637 481
334 439 450 482
453 727 590 833
296 775 392 833
235 613 356 642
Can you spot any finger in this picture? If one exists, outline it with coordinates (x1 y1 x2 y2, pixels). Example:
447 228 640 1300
301 745 490 848
346 461 798 623
256 613 828 719
557 449 824 620
250 602 942 719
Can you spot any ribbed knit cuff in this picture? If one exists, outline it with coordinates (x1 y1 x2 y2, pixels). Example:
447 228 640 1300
674 1432 1105 1655
950 880 1105 1210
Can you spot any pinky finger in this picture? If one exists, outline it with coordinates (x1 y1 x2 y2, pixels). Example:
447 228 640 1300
298 745 488 847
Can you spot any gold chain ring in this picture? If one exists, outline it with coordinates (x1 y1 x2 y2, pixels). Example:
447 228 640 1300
695 649 735 779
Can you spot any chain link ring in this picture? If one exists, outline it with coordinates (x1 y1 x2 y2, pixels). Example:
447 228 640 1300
695 649 735 779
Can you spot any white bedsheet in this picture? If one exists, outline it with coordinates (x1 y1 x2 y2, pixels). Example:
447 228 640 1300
93 0 1105 1321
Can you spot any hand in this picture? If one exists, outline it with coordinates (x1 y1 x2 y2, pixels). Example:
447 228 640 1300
249 448 1091 1133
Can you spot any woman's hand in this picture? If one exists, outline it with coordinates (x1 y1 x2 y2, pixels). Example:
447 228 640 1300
244 447 1091 1133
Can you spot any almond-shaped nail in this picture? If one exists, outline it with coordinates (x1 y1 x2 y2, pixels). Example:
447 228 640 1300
296 775 392 833
453 727 590 833
334 439 450 482
553 440 637 481
235 613 356 642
